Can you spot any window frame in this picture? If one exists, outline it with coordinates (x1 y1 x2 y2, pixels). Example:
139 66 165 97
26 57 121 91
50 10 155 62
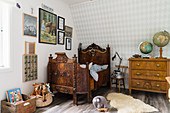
0 1 12 72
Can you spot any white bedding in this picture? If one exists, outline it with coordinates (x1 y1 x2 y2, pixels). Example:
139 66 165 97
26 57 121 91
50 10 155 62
80 63 108 82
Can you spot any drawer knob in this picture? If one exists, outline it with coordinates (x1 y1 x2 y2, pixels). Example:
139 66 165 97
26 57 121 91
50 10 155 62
155 74 160 77
146 83 149 86
136 64 140 66
67 74 70 77
136 73 141 75
156 64 160 67
54 73 57 76
156 84 160 87
136 82 140 85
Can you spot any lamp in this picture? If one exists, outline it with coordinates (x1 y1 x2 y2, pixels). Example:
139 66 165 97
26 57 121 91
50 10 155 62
112 52 122 73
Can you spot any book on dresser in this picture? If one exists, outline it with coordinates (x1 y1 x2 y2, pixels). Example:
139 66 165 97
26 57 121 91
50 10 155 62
128 58 170 99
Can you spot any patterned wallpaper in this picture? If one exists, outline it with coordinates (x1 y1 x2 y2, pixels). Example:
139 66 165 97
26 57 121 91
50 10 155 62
70 0 170 87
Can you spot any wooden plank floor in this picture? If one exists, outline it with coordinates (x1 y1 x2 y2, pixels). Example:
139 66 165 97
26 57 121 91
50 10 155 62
35 87 170 113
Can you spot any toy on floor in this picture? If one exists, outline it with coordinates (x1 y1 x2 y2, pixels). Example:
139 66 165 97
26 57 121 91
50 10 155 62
46 83 53 95
92 96 109 112
31 83 54 107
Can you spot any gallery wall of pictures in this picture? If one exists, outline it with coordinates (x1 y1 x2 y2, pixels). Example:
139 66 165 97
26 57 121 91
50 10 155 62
22 4 73 49
22 4 74 82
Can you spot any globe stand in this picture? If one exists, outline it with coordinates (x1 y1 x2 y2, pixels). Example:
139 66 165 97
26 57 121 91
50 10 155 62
157 47 167 59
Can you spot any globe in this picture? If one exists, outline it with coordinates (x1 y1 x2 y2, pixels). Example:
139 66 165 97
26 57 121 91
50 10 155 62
153 31 170 47
139 41 153 54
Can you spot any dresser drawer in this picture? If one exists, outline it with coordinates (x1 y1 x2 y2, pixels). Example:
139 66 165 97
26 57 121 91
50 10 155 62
132 61 166 71
132 70 166 81
132 79 167 91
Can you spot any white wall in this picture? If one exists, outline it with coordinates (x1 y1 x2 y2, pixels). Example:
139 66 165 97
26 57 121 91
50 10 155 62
0 0 78 104
70 0 170 87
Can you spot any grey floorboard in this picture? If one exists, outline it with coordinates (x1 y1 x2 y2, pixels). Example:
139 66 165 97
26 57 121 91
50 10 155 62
35 87 170 113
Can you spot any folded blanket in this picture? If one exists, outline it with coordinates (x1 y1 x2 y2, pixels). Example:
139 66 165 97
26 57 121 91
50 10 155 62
79 63 108 82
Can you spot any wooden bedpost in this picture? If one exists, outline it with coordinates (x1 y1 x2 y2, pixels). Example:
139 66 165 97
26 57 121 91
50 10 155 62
47 54 53 83
78 43 82 63
73 54 78 105
107 44 111 88
86 62 91 103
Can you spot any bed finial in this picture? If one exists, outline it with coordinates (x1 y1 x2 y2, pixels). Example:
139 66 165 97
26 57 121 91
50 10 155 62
73 54 77 57
49 54 53 62
73 54 77 63
78 43 82 50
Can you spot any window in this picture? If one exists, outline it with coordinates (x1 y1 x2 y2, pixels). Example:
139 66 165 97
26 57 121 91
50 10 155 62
0 1 10 70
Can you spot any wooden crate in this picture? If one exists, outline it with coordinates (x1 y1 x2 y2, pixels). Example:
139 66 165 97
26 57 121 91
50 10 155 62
1 94 36 113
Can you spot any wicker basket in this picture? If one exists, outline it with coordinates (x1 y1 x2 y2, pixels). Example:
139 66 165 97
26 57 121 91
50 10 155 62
35 93 53 107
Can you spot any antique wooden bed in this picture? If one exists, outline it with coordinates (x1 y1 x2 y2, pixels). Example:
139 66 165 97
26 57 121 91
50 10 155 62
47 43 110 105
78 43 111 90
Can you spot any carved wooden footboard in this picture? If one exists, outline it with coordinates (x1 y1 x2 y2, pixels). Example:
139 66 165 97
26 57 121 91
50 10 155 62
47 53 91 105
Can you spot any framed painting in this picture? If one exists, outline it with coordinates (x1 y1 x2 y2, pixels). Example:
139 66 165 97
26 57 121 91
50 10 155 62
25 41 36 55
58 16 65 31
23 13 37 37
66 38 71 50
58 31 65 45
65 26 73 38
39 8 57 45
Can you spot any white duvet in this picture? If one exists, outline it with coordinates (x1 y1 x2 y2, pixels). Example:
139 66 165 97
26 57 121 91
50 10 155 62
80 62 108 81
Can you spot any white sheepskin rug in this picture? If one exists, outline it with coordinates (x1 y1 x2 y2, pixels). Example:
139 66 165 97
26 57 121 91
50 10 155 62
106 93 159 113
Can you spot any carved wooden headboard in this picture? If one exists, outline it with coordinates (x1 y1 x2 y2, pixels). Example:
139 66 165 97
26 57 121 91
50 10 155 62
78 43 110 65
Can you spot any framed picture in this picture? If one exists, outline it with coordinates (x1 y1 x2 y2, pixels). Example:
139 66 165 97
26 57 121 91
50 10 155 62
39 8 57 45
66 38 71 50
58 31 65 45
23 13 37 37
25 41 35 55
58 16 65 31
65 26 73 38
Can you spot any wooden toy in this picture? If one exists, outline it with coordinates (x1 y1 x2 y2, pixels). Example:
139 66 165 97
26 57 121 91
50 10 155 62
31 83 54 107
42 85 48 101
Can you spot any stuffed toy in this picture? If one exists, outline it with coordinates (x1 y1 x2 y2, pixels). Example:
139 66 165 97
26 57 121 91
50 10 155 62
42 84 48 101
92 96 109 109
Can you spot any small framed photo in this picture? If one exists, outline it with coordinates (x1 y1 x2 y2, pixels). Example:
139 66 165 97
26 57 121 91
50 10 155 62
23 13 37 37
58 16 65 31
25 41 36 55
66 38 71 50
58 31 65 45
65 26 73 38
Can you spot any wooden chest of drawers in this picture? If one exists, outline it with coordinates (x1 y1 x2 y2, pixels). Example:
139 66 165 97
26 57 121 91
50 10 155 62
129 58 170 99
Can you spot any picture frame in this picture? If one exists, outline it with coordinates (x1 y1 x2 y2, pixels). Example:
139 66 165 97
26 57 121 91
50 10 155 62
39 8 57 45
58 16 65 31
23 13 37 37
25 41 36 55
58 31 65 45
66 38 71 50
65 26 73 38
